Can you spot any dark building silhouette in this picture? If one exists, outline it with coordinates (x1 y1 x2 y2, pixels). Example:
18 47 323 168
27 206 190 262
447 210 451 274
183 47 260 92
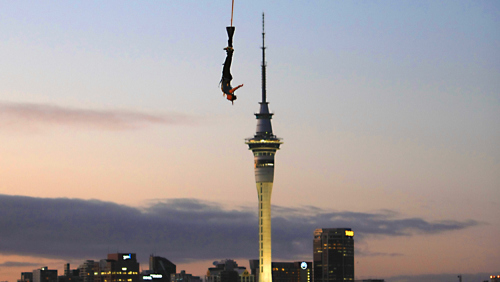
220 270 239 282
58 263 81 282
147 255 176 282
78 260 99 282
77 253 140 282
171 270 202 282
206 260 253 282
96 253 140 282
17 272 33 282
249 260 311 282
313 228 354 282
32 267 57 282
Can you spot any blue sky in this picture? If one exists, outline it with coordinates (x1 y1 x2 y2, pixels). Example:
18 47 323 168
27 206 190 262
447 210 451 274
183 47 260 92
0 1 499 281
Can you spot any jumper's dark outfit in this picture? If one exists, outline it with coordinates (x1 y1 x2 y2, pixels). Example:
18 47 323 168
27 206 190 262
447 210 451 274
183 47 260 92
221 47 234 95
220 26 242 104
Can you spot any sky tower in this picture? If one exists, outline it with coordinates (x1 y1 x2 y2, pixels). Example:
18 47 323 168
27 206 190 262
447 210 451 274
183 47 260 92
245 13 282 282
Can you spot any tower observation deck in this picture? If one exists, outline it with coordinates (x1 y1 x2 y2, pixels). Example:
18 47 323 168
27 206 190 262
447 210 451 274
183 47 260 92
245 13 282 282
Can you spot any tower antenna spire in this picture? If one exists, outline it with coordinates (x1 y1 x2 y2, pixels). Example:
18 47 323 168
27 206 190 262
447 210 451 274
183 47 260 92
261 12 267 104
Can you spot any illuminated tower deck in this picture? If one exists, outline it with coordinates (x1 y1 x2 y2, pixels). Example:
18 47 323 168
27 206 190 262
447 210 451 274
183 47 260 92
245 13 282 282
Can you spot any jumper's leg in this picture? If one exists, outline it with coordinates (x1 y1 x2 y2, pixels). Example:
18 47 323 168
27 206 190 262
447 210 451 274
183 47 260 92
222 48 233 81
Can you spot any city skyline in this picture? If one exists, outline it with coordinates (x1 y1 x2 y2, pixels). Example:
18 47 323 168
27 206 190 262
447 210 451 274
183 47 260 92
0 1 499 282
10 249 498 282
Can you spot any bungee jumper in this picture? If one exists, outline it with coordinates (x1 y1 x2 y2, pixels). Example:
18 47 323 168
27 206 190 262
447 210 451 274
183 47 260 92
220 0 243 105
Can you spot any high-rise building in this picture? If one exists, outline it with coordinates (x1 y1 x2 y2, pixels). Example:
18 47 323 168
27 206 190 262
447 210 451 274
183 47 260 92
245 13 283 282
147 255 176 282
78 260 99 282
313 228 355 282
96 253 140 282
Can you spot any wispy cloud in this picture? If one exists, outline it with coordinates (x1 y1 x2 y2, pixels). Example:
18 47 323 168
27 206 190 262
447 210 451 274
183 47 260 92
0 102 194 131
0 261 40 267
0 195 479 265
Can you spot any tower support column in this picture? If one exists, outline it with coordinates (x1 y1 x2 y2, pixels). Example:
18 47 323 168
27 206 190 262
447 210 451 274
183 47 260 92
257 182 273 282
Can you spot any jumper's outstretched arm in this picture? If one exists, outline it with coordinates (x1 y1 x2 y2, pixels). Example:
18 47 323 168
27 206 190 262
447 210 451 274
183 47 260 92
229 84 243 94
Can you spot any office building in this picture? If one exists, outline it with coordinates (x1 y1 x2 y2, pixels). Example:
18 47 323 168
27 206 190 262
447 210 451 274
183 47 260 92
245 14 283 282
313 228 354 281
96 253 140 282
249 260 311 282
146 255 176 282
79 260 99 282
17 272 33 282
33 267 57 282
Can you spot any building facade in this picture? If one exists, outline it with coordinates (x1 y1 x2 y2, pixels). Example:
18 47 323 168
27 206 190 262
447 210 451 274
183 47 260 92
95 253 140 282
77 253 140 282
313 228 355 282
249 260 311 282
79 260 99 282
32 267 57 282
272 262 311 282
18 272 33 282
146 255 176 282
245 13 282 282
58 263 82 282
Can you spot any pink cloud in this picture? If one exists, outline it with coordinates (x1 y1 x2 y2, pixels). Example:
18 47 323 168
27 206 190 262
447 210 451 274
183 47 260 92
0 102 195 131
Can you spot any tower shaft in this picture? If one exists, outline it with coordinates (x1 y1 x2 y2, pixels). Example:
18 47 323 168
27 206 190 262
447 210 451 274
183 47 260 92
257 181 272 282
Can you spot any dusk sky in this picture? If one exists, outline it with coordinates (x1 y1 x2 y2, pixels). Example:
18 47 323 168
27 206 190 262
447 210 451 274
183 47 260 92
0 1 499 282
